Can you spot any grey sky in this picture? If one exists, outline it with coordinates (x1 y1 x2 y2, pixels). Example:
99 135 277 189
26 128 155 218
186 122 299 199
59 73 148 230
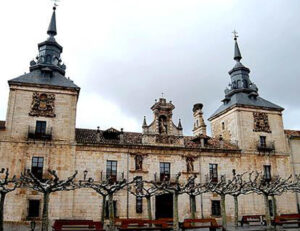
0 0 299 135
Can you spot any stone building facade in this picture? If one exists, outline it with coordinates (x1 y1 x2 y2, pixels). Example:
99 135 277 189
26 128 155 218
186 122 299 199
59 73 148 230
0 6 299 228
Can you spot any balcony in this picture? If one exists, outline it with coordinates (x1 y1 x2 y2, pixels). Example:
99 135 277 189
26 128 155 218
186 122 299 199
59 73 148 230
153 173 180 183
257 141 275 153
28 126 52 140
100 171 125 184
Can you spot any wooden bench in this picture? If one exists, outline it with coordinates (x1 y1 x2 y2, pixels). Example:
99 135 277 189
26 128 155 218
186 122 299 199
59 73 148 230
274 214 300 227
115 219 172 230
239 215 265 226
181 218 225 231
52 220 104 231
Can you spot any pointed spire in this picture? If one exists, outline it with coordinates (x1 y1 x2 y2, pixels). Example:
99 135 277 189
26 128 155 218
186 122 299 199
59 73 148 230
142 116 147 127
178 119 182 130
233 30 242 62
47 7 57 37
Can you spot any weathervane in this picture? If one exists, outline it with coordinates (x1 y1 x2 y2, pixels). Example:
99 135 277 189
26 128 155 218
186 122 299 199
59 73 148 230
232 30 238 41
161 92 164 98
51 0 60 8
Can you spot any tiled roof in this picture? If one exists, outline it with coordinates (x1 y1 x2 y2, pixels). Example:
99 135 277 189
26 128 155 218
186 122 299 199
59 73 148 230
0 121 5 129
285 129 300 138
76 128 239 151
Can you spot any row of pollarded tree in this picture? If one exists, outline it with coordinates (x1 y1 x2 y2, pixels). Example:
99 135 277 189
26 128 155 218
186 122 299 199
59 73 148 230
0 169 300 231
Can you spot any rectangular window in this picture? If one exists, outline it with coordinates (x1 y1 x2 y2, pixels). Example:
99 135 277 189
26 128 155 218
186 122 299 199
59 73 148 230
264 165 271 181
260 136 266 147
211 200 221 216
28 200 40 218
136 176 143 213
269 200 274 217
35 121 46 135
160 162 170 181
209 164 218 183
106 160 117 182
31 157 44 180
105 200 117 218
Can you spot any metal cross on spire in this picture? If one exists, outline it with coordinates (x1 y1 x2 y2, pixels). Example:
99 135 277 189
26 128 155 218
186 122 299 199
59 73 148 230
232 30 238 41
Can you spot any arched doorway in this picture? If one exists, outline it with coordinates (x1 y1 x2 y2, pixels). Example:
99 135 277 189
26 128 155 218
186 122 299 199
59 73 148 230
155 194 173 219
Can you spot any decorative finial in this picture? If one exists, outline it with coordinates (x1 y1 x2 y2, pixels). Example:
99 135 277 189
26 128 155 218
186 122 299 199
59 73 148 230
232 30 238 41
161 92 164 98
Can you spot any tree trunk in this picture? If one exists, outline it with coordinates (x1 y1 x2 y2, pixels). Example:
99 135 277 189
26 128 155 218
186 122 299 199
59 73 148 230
263 194 272 228
271 195 277 218
101 195 106 224
220 194 227 228
146 196 152 221
233 195 239 227
173 193 179 231
42 192 50 231
108 194 115 231
190 195 196 220
0 193 6 231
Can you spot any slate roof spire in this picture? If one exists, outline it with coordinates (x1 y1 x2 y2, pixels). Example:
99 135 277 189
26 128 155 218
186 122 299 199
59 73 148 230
233 32 242 62
208 32 283 120
47 6 57 37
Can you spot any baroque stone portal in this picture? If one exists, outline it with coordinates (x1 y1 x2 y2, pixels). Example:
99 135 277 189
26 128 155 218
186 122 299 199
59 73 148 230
29 92 55 117
253 112 271 133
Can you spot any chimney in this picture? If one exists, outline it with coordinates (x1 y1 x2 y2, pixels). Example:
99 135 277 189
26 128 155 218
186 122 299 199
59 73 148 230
192 103 207 136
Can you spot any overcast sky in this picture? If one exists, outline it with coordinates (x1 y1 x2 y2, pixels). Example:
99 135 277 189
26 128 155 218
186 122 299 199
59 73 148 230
0 0 299 135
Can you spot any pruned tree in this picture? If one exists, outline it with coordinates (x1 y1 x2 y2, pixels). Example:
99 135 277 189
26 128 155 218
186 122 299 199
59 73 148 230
150 173 196 231
205 174 238 228
226 171 251 228
0 168 18 231
128 178 160 221
185 176 207 220
81 172 136 231
248 171 292 228
21 170 78 231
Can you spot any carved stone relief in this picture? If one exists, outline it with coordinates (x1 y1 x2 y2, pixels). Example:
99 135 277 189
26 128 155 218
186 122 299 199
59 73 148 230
253 112 271 133
29 92 55 117
186 157 194 172
135 155 143 171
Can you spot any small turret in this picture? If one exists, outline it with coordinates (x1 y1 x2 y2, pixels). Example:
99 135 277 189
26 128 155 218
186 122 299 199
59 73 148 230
193 103 206 136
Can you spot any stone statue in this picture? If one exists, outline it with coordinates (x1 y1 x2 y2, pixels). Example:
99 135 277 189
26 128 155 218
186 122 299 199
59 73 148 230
186 157 194 172
159 117 168 135
135 155 143 170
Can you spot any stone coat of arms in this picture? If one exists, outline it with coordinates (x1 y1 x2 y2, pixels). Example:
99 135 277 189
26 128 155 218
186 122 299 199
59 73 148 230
29 92 56 117
253 112 271 133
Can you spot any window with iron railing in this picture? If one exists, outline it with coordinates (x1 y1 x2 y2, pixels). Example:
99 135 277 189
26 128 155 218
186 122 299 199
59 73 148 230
106 160 117 182
31 157 44 180
160 162 170 181
209 164 218 183
259 136 267 147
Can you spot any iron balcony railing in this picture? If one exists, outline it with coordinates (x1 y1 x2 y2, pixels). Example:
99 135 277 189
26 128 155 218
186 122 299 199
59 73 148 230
28 126 52 140
153 173 182 183
100 171 125 183
257 141 275 153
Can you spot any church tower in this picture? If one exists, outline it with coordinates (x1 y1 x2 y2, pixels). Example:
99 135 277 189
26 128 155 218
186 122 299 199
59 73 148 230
208 34 288 154
4 6 80 142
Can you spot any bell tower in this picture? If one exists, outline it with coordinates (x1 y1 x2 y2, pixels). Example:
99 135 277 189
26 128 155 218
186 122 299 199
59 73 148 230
208 34 288 154
4 6 80 142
